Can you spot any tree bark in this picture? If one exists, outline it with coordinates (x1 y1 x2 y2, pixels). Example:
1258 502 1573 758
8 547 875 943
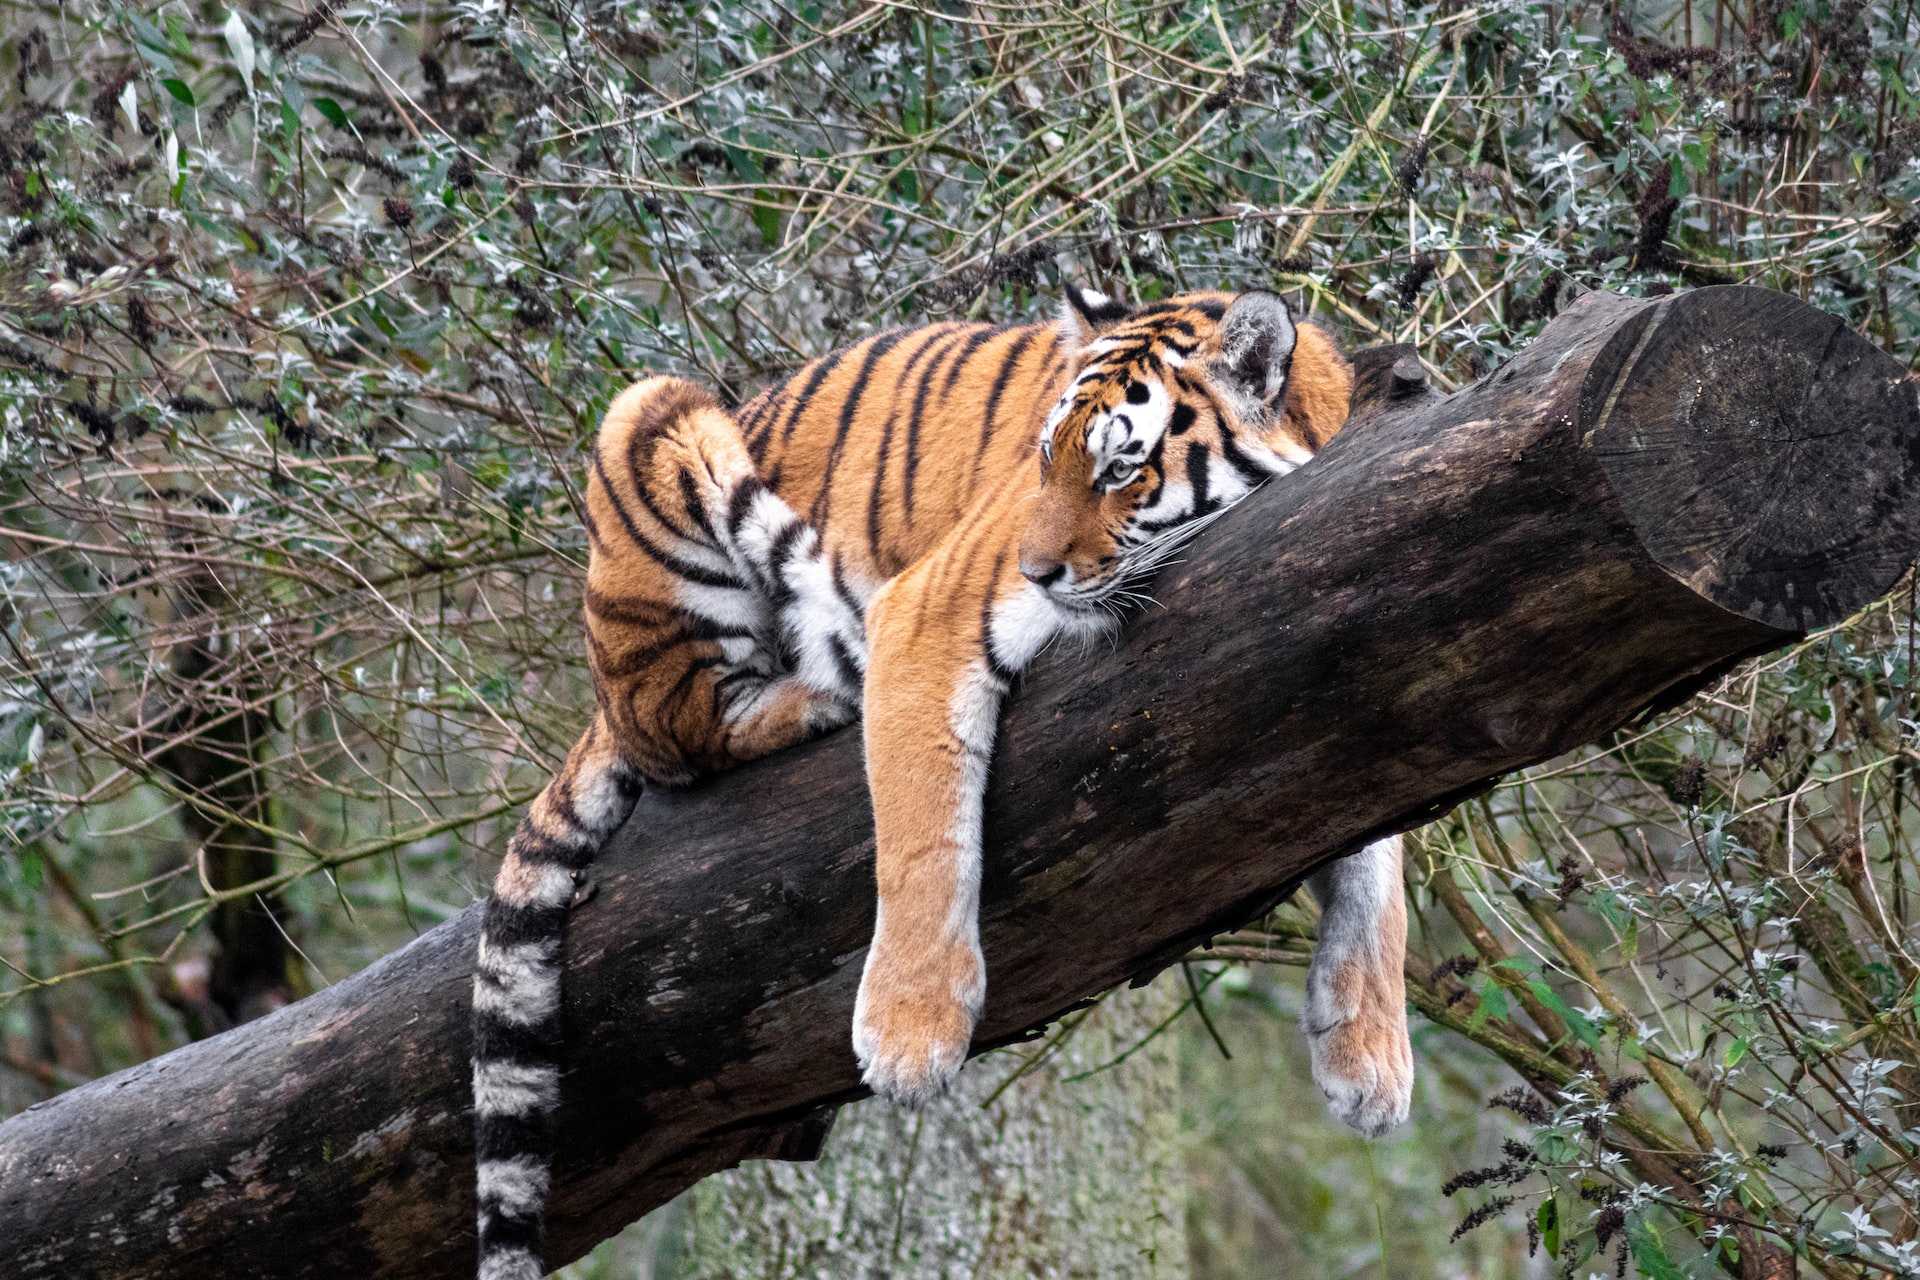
0 286 1913 1280
680 977 1187 1280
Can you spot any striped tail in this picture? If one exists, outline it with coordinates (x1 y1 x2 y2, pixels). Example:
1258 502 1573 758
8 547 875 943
472 715 641 1280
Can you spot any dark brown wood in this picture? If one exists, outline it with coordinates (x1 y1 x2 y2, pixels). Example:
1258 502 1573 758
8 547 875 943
1 286 1913 1280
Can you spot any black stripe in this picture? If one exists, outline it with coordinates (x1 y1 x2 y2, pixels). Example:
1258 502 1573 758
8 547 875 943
624 420 700 542
584 589 678 627
545 780 590 836
477 1207 542 1257
1134 300 1222 320
658 653 728 725
725 476 764 537
677 467 715 540
746 396 784 462
766 521 806 609
620 678 695 782
1037 352 1068 400
978 550 1019 683
472 1005 561 1068
1133 441 1188 534
939 323 1012 399
1168 402 1197 435
593 620 754 681
507 824 592 872
903 327 982 523
591 448 748 590
825 633 863 693
865 328 956 567
975 329 1039 473
473 1107 552 1165
739 390 778 440
1177 373 1247 467
714 668 761 716
481 899 568 949
812 329 910 525
1084 338 1149 369
1217 430 1270 487
828 554 866 626
776 343 858 450
1187 439 1212 514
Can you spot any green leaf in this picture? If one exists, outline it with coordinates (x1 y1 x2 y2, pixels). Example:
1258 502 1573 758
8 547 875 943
125 13 173 59
1528 981 1602 1047
1538 1198 1560 1258
313 97 349 128
1724 1036 1749 1068
1629 1219 1687 1280
1468 975 1511 1031
722 139 764 181
162 77 196 107
279 97 301 137
1668 155 1687 199
224 10 256 87
750 191 782 248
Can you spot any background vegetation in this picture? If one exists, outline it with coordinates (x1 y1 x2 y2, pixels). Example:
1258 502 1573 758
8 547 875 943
0 0 1914 1275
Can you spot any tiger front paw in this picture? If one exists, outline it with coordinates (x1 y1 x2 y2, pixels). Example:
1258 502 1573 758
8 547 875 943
1305 948 1414 1138
851 941 983 1107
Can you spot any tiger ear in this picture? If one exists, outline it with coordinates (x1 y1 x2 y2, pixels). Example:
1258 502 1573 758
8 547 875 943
1216 290 1297 410
1057 283 1131 350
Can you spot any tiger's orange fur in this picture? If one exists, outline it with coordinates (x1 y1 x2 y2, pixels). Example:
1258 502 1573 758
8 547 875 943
470 288 1412 1280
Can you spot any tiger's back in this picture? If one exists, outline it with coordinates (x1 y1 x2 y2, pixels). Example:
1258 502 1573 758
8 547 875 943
735 319 1075 582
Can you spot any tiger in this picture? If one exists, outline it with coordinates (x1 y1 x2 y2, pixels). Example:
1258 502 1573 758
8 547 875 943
469 285 1415 1280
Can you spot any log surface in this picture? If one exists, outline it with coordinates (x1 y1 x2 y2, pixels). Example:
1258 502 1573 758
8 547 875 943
1 286 1913 1279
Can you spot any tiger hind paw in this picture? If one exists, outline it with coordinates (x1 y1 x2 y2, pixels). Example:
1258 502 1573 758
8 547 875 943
1304 952 1414 1138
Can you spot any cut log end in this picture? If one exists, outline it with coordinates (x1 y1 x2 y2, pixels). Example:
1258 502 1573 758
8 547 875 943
1578 285 1920 633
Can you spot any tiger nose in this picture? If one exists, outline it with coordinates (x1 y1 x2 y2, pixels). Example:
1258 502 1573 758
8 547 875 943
1019 555 1067 587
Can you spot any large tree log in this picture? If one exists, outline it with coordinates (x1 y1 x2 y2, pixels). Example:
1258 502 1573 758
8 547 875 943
2 286 1914 1278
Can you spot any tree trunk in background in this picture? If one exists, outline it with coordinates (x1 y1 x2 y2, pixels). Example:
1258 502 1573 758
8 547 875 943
150 559 299 1034
681 976 1188 1280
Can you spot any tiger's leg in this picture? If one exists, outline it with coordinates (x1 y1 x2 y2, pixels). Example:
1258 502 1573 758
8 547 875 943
719 477 872 713
588 376 866 767
851 565 1090 1104
1303 835 1414 1136
849 579 1008 1103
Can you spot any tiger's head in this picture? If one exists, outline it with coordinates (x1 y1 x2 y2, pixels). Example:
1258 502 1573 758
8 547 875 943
1018 285 1353 610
